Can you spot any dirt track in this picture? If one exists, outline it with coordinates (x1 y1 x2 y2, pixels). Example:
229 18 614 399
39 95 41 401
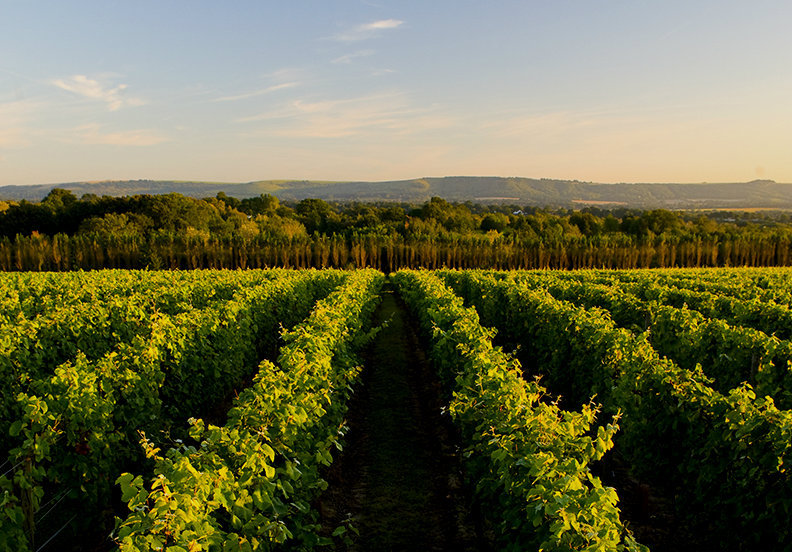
320 283 484 551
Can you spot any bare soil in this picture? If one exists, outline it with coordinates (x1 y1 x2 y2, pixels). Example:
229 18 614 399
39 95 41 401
319 283 486 551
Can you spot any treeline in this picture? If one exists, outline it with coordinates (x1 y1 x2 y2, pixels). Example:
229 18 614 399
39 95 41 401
1 188 792 271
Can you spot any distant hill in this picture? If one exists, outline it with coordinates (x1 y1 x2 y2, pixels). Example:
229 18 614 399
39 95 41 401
2 177 792 209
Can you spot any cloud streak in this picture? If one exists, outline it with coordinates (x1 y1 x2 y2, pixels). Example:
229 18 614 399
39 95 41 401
332 50 375 64
51 75 143 111
481 110 598 138
0 99 40 148
331 19 403 41
237 93 454 138
213 82 299 102
360 19 402 31
73 124 168 146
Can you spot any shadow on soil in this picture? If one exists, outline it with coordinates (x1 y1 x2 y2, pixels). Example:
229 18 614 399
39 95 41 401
319 282 487 551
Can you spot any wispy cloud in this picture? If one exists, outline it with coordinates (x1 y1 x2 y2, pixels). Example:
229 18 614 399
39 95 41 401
237 92 454 138
213 82 299 102
360 19 402 31
0 99 40 148
332 50 375 64
265 68 304 82
72 124 168 146
0 125 30 148
331 19 404 42
51 75 143 111
482 110 598 138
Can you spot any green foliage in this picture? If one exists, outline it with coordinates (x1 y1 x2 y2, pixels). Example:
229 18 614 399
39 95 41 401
479 212 509 232
114 270 384 550
3 266 792 550
0 269 348 548
3 189 792 270
392 270 645 552
441 269 792 550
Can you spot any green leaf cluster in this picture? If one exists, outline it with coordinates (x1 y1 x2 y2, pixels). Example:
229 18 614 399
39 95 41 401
114 270 383 551
392 270 645 552
0 270 345 549
442 269 792 549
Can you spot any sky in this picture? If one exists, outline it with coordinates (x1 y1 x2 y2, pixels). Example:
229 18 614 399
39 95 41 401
2 0 792 187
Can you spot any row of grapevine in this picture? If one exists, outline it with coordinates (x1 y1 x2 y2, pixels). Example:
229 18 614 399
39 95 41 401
597 274 792 339
0 271 339 458
0 269 343 436
597 267 792 306
392 270 646 552
505 266 792 313
0 270 286 397
0 270 346 551
0 269 306 321
503 267 792 340
114 269 384 551
441 270 792 550
0 270 221 320
645 305 792 408
506 273 792 408
0 296 163 448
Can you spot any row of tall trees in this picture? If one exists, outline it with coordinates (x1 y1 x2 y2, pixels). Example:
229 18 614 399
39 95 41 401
1 229 790 272
1 189 791 271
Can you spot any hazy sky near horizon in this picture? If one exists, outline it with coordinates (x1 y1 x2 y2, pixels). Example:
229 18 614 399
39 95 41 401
2 0 792 186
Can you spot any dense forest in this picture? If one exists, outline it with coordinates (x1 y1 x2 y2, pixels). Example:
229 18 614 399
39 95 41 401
1 188 792 271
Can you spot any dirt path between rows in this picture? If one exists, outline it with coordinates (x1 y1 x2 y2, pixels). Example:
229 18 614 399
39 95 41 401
320 283 485 551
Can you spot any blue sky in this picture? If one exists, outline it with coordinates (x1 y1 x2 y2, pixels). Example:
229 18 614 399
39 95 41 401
2 1 792 186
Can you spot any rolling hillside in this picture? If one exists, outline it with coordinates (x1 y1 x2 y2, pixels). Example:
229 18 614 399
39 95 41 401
2 177 792 209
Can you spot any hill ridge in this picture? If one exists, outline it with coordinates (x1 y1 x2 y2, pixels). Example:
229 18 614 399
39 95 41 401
2 177 792 209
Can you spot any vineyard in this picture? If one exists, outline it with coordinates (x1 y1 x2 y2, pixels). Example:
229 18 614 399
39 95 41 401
1 267 790 551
